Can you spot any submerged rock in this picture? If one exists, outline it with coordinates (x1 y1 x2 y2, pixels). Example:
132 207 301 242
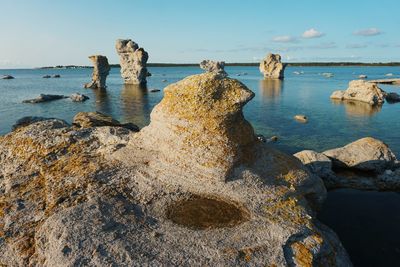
259 53 286 79
199 60 227 77
42 75 51 78
72 111 139 131
0 73 351 266
330 80 386 105
2 75 14 79
385 92 400 103
70 93 89 102
52 74 61 78
84 55 110 89
294 114 308 123
115 39 149 85
22 94 68 103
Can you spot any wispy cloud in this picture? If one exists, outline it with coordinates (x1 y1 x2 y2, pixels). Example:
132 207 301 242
310 42 337 49
302 28 325 39
272 35 298 43
346 43 368 49
353 28 382 36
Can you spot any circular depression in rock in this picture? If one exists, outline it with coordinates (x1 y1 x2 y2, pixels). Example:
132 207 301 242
166 195 249 230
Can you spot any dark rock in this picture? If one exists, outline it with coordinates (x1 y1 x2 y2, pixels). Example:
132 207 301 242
22 94 68 103
70 93 89 102
150 89 160 92
2 75 14 79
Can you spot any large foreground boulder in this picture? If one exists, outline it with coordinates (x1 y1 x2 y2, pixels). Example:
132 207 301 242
259 53 286 79
330 80 386 105
0 73 351 266
84 55 110 89
115 39 149 85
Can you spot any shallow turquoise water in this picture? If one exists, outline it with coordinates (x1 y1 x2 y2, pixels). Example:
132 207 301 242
0 66 399 156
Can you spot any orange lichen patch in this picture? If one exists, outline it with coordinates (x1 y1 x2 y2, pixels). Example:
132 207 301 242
264 196 312 228
290 234 324 267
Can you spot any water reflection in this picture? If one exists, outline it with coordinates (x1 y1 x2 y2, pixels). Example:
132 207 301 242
331 100 382 117
93 88 112 115
259 79 283 101
120 84 151 126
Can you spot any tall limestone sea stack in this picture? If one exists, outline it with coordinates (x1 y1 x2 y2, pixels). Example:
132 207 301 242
115 39 149 85
84 55 110 89
0 70 351 266
259 53 286 79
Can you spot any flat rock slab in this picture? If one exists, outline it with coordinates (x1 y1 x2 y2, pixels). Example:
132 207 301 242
22 94 68 103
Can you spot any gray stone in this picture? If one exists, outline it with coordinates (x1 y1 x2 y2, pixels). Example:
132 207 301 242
70 93 89 102
2 75 14 79
115 39 149 85
199 60 227 77
84 55 110 89
22 94 68 103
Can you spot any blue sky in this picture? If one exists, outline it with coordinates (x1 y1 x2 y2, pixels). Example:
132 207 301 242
0 0 399 68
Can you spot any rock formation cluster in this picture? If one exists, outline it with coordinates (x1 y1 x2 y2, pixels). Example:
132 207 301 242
294 137 400 191
259 53 286 79
330 80 386 105
0 72 351 266
115 39 149 85
84 55 110 89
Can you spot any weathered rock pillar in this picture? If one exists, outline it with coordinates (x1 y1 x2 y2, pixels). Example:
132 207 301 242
259 53 286 79
84 55 110 89
115 39 149 85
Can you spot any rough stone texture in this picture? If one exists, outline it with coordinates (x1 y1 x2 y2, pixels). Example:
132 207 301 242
295 140 400 191
330 80 386 105
115 39 149 85
72 111 139 131
0 73 352 266
199 60 227 77
12 116 68 131
22 94 68 103
259 53 286 79
323 137 397 173
84 55 110 89
70 93 89 102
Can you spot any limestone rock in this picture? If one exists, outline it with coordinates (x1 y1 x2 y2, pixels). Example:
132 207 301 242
259 53 286 79
199 60 227 77
72 111 139 131
115 39 149 85
70 93 89 102
385 92 400 103
330 80 386 105
323 137 397 173
12 116 68 131
22 94 68 103
0 73 352 266
84 55 110 89
294 150 334 178
2 75 14 79
294 114 308 123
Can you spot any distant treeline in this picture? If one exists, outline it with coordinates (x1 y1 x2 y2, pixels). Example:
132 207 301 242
39 62 400 69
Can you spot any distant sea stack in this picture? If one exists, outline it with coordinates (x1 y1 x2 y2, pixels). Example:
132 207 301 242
115 39 149 85
84 55 110 89
259 53 286 79
199 60 227 77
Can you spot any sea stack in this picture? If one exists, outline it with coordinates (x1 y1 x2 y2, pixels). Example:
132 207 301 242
259 53 286 79
84 55 110 89
115 39 149 85
330 80 386 105
199 59 227 77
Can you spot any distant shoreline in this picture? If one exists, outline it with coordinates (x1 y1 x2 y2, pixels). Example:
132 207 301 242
38 62 400 69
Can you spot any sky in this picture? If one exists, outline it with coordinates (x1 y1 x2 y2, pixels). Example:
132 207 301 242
0 0 399 68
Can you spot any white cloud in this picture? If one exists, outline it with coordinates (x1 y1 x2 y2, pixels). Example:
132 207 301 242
353 28 382 36
272 35 297 43
302 28 324 39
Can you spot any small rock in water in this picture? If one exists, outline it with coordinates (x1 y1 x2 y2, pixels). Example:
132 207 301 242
22 94 68 103
162 79 168 82
53 74 61 78
256 134 266 142
2 75 14 79
358 74 367 79
267 135 279 142
70 93 89 102
385 92 400 103
42 75 51 78
150 89 160 93
294 114 308 123
385 73 393 77
322 72 334 78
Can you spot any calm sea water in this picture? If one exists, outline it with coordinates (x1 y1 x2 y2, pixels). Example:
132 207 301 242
1 66 399 156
